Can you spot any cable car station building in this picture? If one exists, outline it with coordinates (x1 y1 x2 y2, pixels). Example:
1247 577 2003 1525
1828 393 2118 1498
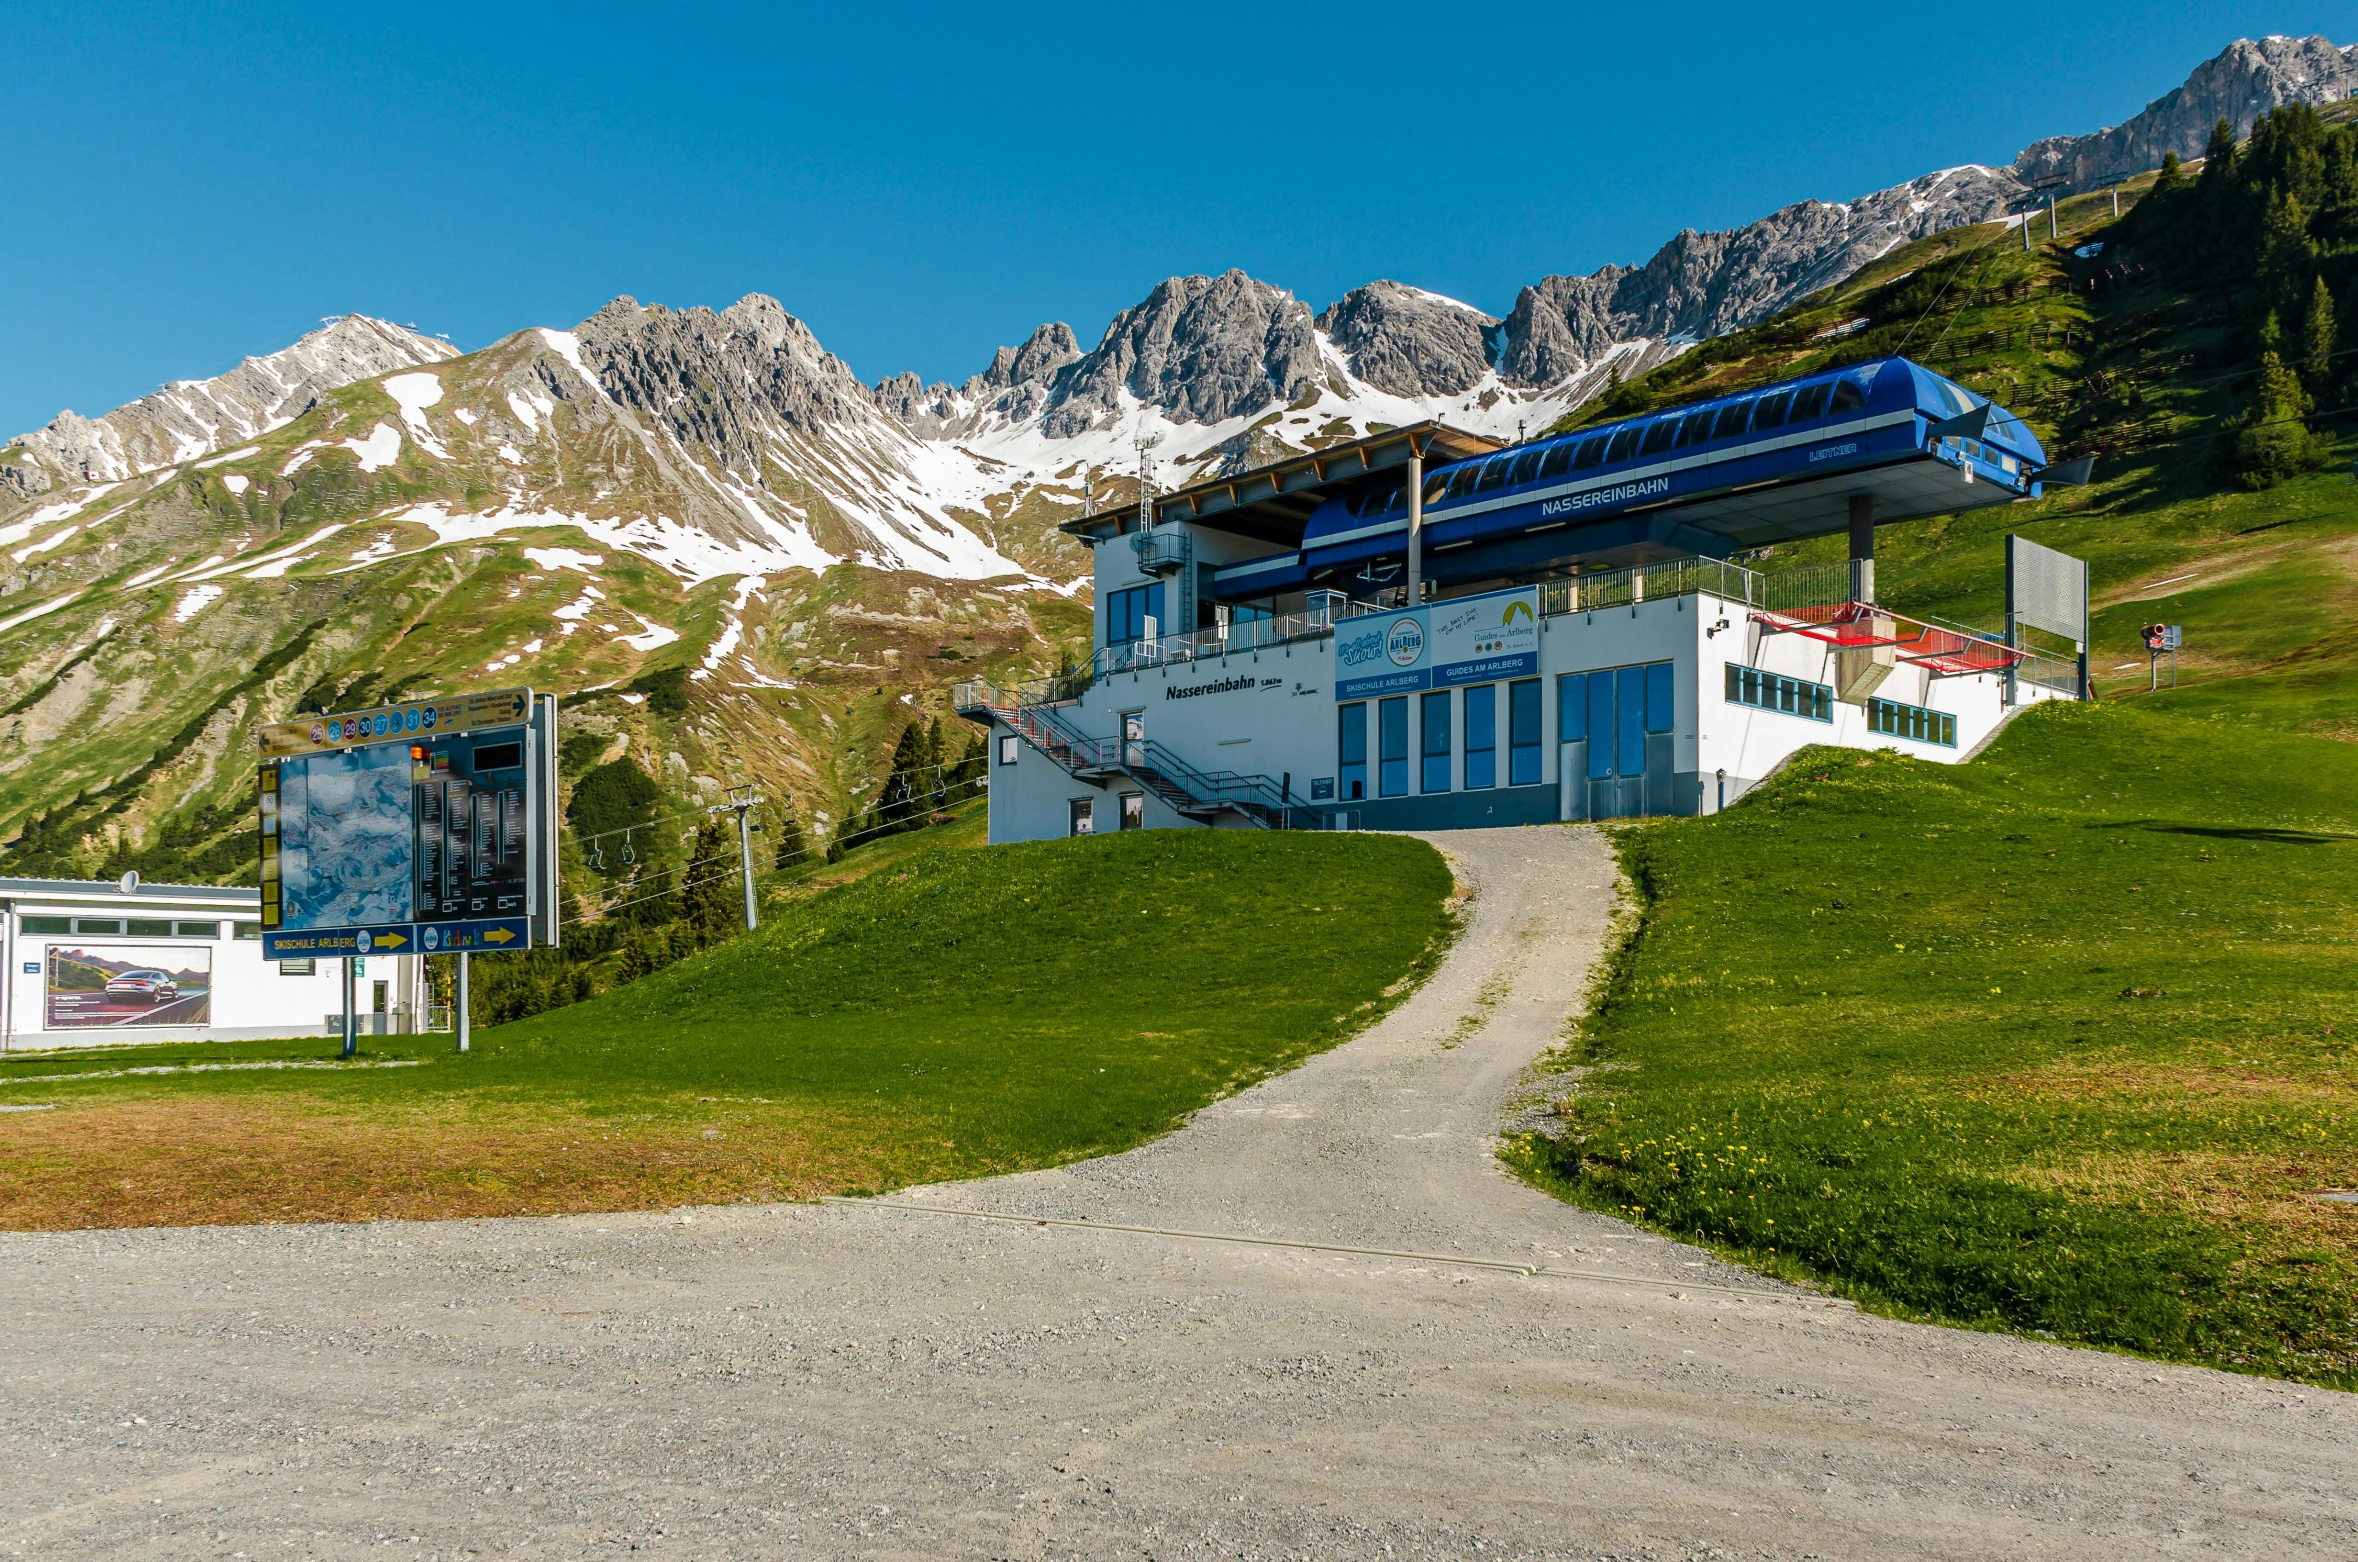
957 356 2090 840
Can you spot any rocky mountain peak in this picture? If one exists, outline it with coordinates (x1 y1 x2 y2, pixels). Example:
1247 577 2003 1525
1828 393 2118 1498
2014 35 2358 195
1316 282 1499 398
1038 270 1328 438
572 292 878 472
3 314 456 490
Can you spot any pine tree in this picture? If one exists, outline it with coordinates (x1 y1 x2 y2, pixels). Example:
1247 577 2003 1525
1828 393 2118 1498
2302 274 2338 386
2152 150 2188 195
681 817 741 947
2225 350 2324 489
879 721 923 828
922 718 946 809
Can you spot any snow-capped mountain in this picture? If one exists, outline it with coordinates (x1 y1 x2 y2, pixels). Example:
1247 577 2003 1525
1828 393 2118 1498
2 315 457 496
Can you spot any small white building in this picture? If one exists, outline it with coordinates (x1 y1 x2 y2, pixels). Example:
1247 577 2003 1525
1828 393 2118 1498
0 877 420 1052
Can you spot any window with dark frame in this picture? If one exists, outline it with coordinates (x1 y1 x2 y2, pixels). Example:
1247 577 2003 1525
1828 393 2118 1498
997 734 1020 765
1724 662 1833 722
1338 702 1368 801
1638 420 1677 456
1463 684 1496 790
1508 678 1542 785
1420 690 1452 793
1378 697 1409 797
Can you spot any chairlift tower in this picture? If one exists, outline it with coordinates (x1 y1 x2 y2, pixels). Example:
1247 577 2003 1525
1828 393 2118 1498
712 784 766 931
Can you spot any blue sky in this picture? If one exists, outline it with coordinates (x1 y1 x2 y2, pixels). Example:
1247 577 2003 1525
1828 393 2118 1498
3 2 2348 437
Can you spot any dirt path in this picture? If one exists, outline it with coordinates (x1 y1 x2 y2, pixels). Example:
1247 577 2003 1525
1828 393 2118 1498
2 827 2351 1560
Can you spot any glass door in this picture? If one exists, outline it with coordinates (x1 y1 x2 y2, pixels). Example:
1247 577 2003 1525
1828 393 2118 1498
1122 711 1145 769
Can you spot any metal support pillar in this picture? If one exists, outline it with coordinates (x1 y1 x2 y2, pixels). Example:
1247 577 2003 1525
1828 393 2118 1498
340 956 357 1059
2047 195 2058 240
736 804 759 931
1404 444 1424 607
455 951 470 1053
1847 494 1875 604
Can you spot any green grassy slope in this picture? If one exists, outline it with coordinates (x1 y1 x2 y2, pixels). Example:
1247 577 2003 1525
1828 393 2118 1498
1555 133 2358 739
0 830 1455 1228
1511 702 2358 1387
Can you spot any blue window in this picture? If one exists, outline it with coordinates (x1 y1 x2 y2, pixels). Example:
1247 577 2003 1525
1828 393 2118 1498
1587 674 1616 779
1378 697 1409 797
1105 582 1165 645
1421 690 1452 792
1724 663 1833 722
1615 666 1647 776
1508 678 1542 786
1338 702 1368 800
1645 663 1675 733
1866 696 1957 747
1464 685 1496 790
1558 671 1586 742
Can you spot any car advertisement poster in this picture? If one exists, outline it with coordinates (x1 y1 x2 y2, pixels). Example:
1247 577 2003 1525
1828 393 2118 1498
45 945 213 1029
1333 587 1540 700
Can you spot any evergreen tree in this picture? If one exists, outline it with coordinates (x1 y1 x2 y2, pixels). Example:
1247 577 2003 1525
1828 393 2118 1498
2301 275 2338 386
878 721 923 829
2151 150 2188 195
2224 350 2325 490
681 817 741 947
922 718 946 808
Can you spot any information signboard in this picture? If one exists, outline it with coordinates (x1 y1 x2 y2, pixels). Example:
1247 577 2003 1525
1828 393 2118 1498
257 688 559 961
1333 587 1540 701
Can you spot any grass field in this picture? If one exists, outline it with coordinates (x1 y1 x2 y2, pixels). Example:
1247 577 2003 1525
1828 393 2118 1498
1508 700 2358 1387
0 830 1454 1230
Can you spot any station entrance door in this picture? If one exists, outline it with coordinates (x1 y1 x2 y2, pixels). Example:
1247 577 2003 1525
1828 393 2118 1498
1558 661 1677 821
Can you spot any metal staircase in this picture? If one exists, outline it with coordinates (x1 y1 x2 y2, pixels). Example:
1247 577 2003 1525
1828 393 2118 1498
953 678 1316 829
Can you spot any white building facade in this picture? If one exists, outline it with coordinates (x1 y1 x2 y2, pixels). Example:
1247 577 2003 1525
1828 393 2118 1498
962 363 2087 842
1 877 418 1052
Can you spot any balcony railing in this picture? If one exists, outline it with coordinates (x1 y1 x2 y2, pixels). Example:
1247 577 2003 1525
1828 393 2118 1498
1092 603 1336 679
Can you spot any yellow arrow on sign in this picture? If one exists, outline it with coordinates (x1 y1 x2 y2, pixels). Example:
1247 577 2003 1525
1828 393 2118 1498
372 932 409 950
480 927 517 945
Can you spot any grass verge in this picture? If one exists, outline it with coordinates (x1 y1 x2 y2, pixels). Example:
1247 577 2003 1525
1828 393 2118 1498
1506 701 2358 1387
1 830 1454 1230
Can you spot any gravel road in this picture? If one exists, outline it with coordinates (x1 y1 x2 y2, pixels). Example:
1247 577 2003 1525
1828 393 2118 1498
2 825 2351 1560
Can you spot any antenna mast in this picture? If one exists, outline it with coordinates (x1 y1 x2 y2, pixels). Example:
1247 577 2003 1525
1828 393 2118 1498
1134 422 1161 532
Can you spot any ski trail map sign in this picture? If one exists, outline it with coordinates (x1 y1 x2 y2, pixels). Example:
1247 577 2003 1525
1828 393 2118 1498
258 688 560 961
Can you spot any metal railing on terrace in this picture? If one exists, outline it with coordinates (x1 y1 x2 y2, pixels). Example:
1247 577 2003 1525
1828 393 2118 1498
960 555 2063 712
1091 603 1336 679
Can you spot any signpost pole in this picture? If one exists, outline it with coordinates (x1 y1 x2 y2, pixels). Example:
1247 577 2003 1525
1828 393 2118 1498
340 957 357 1059
456 952 471 1054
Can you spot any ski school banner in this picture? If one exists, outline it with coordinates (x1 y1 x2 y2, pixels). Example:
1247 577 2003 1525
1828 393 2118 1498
1333 587 1540 700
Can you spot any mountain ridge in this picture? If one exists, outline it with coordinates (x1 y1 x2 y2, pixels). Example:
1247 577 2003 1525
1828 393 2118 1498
0 33 2351 885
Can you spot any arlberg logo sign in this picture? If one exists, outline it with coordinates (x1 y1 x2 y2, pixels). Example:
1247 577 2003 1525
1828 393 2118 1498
1385 618 1425 667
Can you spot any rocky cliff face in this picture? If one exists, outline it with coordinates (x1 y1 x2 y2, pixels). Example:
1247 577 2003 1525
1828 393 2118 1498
1315 282 1498 399
575 294 881 476
1037 271 1332 437
4 315 456 491
2014 35 2358 194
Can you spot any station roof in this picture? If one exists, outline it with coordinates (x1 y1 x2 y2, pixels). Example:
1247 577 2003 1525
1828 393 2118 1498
1058 421 1504 549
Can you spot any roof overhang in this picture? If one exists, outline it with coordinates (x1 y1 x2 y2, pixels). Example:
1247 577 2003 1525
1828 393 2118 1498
1059 421 1503 548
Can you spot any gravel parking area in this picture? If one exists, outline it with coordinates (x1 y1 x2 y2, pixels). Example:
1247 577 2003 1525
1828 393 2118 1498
2 826 2351 1559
